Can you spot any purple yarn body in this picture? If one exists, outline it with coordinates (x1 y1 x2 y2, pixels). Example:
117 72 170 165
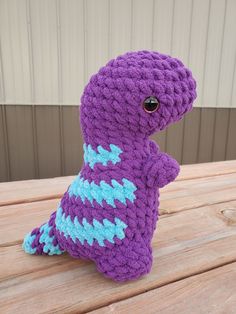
23 51 197 282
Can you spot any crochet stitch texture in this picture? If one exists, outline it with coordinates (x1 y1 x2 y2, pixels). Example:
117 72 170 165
23 50 197 282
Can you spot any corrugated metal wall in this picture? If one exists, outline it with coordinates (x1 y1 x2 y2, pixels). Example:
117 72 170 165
0 0 236 107
0 0 236 182
1 105 236 182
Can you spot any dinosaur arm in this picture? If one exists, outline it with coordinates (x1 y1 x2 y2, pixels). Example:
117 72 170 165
143 152 180 188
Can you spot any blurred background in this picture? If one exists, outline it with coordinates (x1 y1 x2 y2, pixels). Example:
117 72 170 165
0 0 235 182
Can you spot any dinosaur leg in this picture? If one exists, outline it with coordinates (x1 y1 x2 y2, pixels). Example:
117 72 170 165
22 211 65 256
95 236 153 282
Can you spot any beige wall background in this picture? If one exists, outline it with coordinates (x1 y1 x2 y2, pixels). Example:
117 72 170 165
0 0 236 182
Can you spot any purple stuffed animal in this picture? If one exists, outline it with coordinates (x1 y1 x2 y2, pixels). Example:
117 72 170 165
23 51 197 282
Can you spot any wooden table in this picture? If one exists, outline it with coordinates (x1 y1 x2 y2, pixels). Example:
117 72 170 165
1 161 236 314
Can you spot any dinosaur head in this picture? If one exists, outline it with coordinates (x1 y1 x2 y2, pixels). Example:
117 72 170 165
80 51 197 143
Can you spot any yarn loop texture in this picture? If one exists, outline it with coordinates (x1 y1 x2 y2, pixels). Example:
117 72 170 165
22 50 197 282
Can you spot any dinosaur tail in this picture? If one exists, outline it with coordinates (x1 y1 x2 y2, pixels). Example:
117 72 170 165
22 211 64 256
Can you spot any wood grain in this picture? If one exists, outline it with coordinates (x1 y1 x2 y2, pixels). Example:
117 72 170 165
1 160 236 207
160 172 236 214
0 199 60 246
2 199 236 281
177 159 236 180
92 262 236 314
0 175 74 206
1 172 236 247
1 162 236 313
1 200 236 313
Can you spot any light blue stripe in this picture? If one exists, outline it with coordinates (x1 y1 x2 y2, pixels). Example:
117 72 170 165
55 207 127 247
68 174 137 207
83 143 122 169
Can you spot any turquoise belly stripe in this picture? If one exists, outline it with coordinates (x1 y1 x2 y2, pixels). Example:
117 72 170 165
83 143 122 169
55 207 127 247
68 174 137 208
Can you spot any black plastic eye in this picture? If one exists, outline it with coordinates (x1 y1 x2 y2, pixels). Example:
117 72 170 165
143 96 160 113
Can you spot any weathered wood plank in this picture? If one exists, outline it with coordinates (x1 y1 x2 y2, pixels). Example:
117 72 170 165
1 173 236 248
92 262 236 314
0 199 60 246
0 245 74 283
2 199 236 280
0 161 236 207
0 176 74 206
178 159 236 180
160 172 236 214
1 201 236 313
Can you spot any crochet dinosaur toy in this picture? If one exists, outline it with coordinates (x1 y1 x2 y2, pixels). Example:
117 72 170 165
23 51 197 282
